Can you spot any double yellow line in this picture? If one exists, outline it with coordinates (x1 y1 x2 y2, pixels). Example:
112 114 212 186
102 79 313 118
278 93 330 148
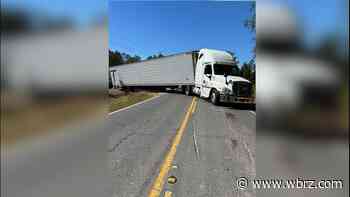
148 97 197 197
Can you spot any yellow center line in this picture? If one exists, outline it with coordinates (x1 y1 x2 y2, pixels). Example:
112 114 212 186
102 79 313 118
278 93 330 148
191 98 197 114
148 97 197 197
164 191 172 197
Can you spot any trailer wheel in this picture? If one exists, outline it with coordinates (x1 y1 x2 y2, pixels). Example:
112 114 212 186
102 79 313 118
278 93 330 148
210 89 220 105
184 85 192 96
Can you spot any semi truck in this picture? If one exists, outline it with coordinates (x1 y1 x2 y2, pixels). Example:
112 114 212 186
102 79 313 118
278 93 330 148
110 48 255 105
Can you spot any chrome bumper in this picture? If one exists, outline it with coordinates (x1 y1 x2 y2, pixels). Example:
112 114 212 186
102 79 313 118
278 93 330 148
219 95 255 104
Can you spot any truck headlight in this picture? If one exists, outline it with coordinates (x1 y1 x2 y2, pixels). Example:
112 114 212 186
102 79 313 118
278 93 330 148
222 87 231 94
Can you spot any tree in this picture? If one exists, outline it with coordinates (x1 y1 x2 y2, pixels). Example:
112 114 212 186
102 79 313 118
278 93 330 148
2 8 73 34
243 2 256 60
109 50 142 66
109 50 124 67
242 2 256 88
316 34 341 62
315 34 349 78
225 51 241 76
1 9 31 34
240 61 255 83
146 55 156 60
125 55 141 64
232 65 241 76
146 53 164 60
244 3 256 33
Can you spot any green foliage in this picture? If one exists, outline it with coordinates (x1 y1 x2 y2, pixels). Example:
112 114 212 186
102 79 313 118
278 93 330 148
316 34 345 63
232 65 241 76
225 51 255 83
109 50 124 66
239 61 256 96
109 49 142 66
244 3 256 33
125 55 141 64
243 2 256 61
240 62 255 83
226 51 254 78
147 53 164 60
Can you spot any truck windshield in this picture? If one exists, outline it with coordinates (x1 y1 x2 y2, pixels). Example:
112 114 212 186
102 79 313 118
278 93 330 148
213 64 237 76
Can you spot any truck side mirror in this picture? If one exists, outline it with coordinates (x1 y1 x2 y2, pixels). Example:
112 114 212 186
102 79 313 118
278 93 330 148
224 74 228 84
206 74 212 79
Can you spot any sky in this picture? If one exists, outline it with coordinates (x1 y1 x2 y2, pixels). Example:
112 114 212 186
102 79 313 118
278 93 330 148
109 1 255 63
2 0 107 27
2 0 346 61
283 0 347 48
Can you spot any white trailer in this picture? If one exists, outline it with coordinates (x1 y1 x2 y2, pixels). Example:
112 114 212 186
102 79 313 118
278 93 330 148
110 48 255 105
110 52 196 88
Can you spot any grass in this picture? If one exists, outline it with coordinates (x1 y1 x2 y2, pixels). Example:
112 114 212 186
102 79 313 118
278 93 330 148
1 91 157 146
109 91 157 112
2 96 104 146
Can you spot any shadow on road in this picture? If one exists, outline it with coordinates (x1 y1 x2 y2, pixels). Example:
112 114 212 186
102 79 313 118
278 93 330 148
210 101 255 111
225 103 255 111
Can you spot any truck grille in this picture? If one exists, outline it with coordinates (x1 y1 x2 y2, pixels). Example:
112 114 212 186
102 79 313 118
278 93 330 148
232 81 252 97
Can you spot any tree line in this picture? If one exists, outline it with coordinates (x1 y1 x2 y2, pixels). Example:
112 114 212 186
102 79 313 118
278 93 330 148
109 50 141 66
109 50 166 67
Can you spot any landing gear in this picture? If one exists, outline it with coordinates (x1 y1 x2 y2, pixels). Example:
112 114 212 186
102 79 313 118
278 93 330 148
184 85 192 96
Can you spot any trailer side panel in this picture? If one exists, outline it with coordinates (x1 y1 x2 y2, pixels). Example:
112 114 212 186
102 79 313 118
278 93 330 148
110 53 195 87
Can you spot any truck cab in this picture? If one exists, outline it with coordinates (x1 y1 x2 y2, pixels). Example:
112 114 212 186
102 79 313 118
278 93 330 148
192 49 255 105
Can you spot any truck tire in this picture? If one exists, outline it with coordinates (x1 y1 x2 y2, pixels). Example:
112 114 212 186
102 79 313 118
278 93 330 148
184 85 192 96
210 89 220 105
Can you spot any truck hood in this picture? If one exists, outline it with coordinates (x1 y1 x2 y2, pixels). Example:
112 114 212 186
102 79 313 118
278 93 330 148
214 75 251 84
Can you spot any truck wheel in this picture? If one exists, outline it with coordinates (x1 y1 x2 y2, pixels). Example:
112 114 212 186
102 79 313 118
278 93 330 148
210 89 220 105
184 85 192 96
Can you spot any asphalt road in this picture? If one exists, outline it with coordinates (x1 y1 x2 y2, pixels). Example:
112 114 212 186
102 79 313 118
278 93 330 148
108 93 256 197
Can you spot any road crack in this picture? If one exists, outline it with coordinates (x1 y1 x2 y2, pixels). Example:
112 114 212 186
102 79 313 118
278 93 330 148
108 132 136 152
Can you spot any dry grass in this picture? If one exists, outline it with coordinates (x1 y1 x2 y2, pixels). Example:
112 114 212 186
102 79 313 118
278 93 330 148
1 96 104 146
109 91 157 112
1 91 157 146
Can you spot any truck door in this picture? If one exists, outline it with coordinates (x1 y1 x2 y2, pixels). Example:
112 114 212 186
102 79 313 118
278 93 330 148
200 64 212 98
